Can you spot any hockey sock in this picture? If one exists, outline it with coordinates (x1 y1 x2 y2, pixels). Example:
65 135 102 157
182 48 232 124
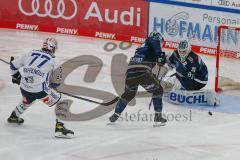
55 118 65 124
114 98 128 115
152 96 163 112
14 102 30 117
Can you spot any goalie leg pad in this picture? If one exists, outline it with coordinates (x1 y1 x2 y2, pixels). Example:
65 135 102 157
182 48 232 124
160 80 174 93
206 91 220 106
169 89 220 106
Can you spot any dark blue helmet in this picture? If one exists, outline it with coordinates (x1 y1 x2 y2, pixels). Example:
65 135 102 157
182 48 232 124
149 31 164 47
149 31 164 42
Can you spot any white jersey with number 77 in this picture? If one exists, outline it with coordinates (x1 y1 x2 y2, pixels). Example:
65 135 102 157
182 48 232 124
10 50 56 93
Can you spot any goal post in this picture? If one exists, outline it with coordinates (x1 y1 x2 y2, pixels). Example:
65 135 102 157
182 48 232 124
215 25 240 93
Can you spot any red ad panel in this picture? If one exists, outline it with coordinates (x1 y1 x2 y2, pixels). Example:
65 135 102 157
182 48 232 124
0 0 148 43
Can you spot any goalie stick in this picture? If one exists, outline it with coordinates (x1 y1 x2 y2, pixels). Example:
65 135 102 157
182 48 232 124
60 91 119 106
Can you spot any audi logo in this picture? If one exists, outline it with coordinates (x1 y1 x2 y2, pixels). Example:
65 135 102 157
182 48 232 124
18 0 78 20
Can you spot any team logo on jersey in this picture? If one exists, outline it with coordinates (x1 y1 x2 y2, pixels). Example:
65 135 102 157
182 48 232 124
191 67 196 73
182 61 187 66
18 0 78 20
188 56 193 63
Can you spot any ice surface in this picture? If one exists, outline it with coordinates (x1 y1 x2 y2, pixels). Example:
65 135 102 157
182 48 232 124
0 29 240 160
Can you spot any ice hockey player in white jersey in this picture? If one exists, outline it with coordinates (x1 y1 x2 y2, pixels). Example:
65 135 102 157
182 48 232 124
162 40 220 106
7 38 74 138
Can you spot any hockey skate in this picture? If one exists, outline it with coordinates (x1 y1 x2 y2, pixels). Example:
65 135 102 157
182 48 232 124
55 120 74 139
7 111 24 124
153 112 167 127
109 113 120 123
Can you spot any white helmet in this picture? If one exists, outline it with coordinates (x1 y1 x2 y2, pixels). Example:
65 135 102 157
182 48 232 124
177 40 191 62
42 38 58 56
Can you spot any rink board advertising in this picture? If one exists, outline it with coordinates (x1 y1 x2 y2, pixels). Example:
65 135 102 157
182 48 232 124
0 0 239 57
151 0 240 10
148 1 240 58
0 0 148 43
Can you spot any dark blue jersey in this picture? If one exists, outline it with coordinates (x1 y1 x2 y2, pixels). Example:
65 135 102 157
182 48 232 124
168 50 208 90
129 36 164 68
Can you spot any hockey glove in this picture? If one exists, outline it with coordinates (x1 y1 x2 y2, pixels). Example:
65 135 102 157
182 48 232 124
12 71 21 85
49 83 61 89
157 52 166 65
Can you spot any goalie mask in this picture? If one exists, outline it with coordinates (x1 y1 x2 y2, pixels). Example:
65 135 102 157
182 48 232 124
42 38 58 57
149 31 164 48
178 40 191 62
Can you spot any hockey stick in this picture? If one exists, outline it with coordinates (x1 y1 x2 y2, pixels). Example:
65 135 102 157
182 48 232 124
169 73 176 77
0 58 10 65
60 91 119 106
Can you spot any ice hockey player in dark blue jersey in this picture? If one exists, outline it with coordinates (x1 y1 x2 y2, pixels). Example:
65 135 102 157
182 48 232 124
109 31 167 126
168 40 208 90
166 40 220 106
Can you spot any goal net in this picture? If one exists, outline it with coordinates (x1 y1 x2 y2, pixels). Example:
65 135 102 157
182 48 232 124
215 26 240 93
